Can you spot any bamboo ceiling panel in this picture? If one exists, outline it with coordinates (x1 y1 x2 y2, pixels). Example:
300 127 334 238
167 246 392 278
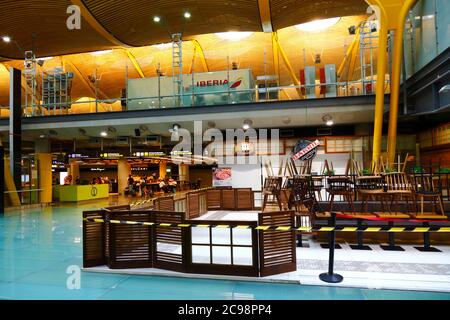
270 0 369 30
81 0 262 46
0 0 113 59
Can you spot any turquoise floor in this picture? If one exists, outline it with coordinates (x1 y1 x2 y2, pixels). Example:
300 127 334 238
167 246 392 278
1 204 450 300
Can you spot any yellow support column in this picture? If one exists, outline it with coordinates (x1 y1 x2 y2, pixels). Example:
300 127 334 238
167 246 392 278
272 32 280 99
159 161 167 179
118 159 131 196
371 14 388 165
367 0 416 165
36 153 52 203
386 0 416 165
69 159 80 185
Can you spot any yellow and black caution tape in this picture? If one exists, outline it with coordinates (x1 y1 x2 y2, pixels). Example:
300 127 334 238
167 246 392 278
82 217 450 233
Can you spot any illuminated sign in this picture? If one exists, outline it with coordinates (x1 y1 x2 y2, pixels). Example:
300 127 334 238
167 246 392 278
133 152 166 157
100 153 123 159
68 153 89 159
170 151 192 156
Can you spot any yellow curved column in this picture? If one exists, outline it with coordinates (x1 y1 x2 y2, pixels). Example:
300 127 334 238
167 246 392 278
367 0 416 166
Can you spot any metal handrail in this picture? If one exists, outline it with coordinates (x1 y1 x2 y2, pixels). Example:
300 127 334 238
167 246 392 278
4 188 43 193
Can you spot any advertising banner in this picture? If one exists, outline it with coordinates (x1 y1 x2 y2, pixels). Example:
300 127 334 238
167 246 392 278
212 167 232 187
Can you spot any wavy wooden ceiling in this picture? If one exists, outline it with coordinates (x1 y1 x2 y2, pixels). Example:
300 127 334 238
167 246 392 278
0 0 368 59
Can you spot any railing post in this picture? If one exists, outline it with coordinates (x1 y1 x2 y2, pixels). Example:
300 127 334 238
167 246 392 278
319 212 343 283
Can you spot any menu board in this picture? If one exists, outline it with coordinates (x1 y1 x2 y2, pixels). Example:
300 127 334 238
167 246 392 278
212 167 232 187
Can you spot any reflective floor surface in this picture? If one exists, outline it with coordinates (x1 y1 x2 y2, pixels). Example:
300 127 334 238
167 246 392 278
1 202 450 300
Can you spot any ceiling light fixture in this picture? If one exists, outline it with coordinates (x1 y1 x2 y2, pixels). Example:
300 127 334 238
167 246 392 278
100 131 108 137
242 119 253 130
322 114 334 126
295 17 340 33
153 42 173 50
348 25 356 35
2 36 11 43
89 49 113 56
153 16 161 23
184 12 191 19
215 32 253 41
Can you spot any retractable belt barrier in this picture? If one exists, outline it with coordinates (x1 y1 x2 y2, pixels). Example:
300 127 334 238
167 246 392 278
82 217 450 233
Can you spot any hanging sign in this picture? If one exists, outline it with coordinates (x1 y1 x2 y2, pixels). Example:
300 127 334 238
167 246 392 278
291 139 320 161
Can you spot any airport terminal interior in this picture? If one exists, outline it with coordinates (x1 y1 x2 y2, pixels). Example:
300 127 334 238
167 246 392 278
0 0 450 300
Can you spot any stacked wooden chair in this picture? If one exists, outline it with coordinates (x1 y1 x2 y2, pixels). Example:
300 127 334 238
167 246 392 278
262 176 283 212
410 162 446 217
325 159 355 213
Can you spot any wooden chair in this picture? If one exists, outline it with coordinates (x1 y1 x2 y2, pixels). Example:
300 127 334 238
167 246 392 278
353 159 386 213
280 177 293 210
378 172 416 217
326 176 355 213
410 168 445 217
289 175 317 247
262 177 283 211
290 175 317 215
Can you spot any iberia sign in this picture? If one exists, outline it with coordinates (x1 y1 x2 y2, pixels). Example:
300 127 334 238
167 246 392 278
291 139 320 161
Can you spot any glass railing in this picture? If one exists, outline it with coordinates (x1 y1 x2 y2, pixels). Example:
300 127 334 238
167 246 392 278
0 78 390 118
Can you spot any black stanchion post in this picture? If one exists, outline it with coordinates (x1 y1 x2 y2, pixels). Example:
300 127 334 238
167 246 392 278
319 212 343 283
414 222 441 252
380 221 404 251
0 146 4 215
350 218 371 250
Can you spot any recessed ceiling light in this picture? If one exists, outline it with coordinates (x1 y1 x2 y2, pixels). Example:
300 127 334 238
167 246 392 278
2 36 11 43
242 119 253 130
295 17 340 33
184 12 191 19
322 114 334 126
89 49 113 56
153 16 161 22
39 134 46 138
153 42 172 50
100 131 108 137
215 32 253 41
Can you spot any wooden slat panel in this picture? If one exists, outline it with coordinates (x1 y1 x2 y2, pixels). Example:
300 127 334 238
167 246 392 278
198 192 208 215
108 211 153 269
222 189 236 210
207 189 222 209
153 211 185 272
155 196 175 211
258 211 297 277
83 210 106 268
236 188 253 210
187 193 200 219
